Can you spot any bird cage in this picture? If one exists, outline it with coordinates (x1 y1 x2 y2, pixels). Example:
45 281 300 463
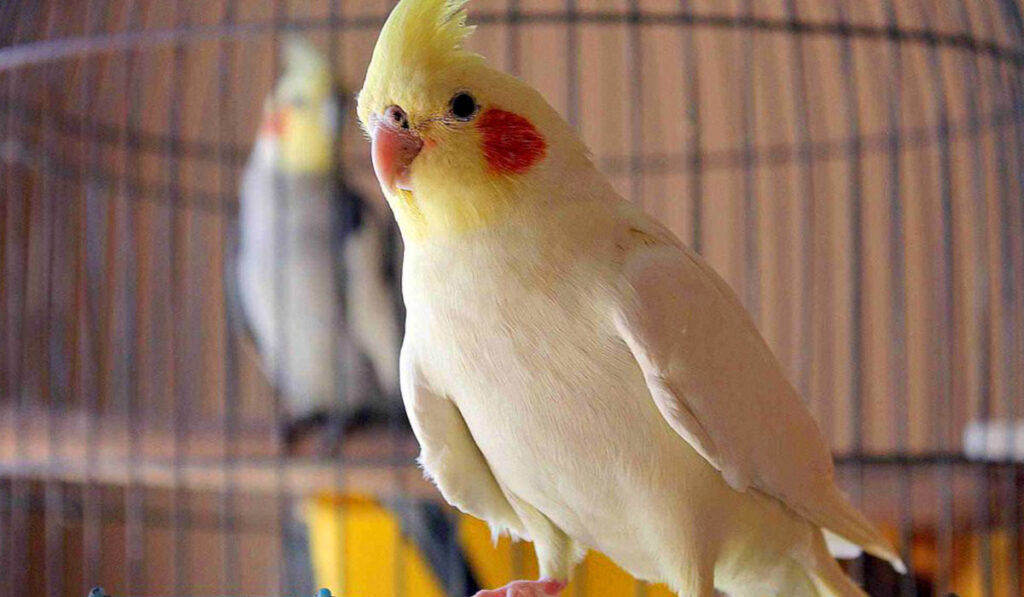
1 1 1023 596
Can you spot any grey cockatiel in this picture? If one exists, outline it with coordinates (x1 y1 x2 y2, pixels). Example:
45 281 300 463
229 38 403 443
228 38 481 595
357 1 905 596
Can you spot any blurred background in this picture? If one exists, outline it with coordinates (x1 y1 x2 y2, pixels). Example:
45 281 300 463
1 0 1023 595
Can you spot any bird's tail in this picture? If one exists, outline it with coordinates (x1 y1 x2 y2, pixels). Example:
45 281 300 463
786 529 869 597
803 485 906 574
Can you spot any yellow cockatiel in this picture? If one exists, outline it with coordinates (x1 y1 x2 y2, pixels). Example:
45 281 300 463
357 1 905 596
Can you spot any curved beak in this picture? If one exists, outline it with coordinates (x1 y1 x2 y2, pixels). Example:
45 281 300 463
371 118 423 193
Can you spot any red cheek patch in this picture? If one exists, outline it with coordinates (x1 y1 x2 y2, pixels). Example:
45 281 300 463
477 108 547 175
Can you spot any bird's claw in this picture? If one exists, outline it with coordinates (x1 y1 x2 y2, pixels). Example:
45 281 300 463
472 578 567 597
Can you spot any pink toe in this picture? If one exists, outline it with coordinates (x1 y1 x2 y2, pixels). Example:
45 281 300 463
540 578 568 594
471 578 568 597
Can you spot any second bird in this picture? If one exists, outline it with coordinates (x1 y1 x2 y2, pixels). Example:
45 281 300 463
232 39 404 445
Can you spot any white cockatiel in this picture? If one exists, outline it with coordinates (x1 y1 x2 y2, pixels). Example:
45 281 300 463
358 1 905 596
232 38 403 443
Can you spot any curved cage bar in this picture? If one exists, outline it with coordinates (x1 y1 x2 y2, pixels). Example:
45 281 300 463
1 1 1023 596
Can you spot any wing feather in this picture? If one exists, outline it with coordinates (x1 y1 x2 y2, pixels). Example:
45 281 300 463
613 226 903 571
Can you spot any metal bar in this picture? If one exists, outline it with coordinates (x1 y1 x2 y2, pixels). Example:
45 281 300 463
3 92 1016 201
507 0 520 76
5 0 42 592
680 0 701 253
217 0 239 593
955 1 995 594
0 481 7 597
0 42 8 595
997 4 1024 594
627 0 643 209
784 0 814 406
80 0 106 589
740 0 757 322
122 1 145 592
980 4 1024 594
916 2 958 593
38 3 64 596
4 9 1024 72
166 0 189 593
834 0 864 583
881 2 915 594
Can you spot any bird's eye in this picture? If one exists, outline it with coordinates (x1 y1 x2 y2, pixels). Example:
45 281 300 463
385 105 410 129
448 92 478 121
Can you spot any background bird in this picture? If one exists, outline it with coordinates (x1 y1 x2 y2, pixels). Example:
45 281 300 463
228 37 404 446
358 1 905 596
227 37 481 595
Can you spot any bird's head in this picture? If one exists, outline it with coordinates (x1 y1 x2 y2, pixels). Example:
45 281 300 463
358 0 593 242
260 38 340 174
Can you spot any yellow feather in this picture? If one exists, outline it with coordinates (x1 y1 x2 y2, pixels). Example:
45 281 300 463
276 37 336 174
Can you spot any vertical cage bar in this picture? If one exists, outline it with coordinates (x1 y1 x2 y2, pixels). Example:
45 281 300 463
507 0 520 76
881 2 915 593
833 0 864 584
955 1 995 594
39 3 64 596
740 0 758 322
123 0 146 591
917 2 958 593
994 37 1023 597
680 0 701 254
565 0 579 132
627 0 643 209
6 2 39 594
166 0 189 593
0 41 6 597
80 0 105 589
0 481 8 597
981 4 1022 596
0 29 8 593
217 0 240 592
999 2 1024 590
784 0 814 406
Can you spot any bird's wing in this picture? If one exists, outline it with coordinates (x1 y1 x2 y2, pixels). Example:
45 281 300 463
222 212 259 352
612 231 903 570
400 342 527 540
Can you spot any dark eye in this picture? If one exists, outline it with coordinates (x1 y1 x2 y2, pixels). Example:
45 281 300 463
449 92 478 121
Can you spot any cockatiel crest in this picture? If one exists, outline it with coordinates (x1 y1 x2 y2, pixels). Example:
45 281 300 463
359 0 478 115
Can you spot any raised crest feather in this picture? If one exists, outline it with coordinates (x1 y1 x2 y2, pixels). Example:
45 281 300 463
376 0 476 65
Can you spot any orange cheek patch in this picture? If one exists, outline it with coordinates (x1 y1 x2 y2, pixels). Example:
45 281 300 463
261 109 286 136
477 108 547 175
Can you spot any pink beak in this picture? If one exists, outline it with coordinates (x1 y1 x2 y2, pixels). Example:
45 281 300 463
371 118 423 192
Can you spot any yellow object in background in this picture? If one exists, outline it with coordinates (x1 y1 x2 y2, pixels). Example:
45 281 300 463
306 494 445 597
305 493 674 596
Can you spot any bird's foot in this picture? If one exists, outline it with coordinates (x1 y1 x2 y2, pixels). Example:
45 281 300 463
472 578 567 597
